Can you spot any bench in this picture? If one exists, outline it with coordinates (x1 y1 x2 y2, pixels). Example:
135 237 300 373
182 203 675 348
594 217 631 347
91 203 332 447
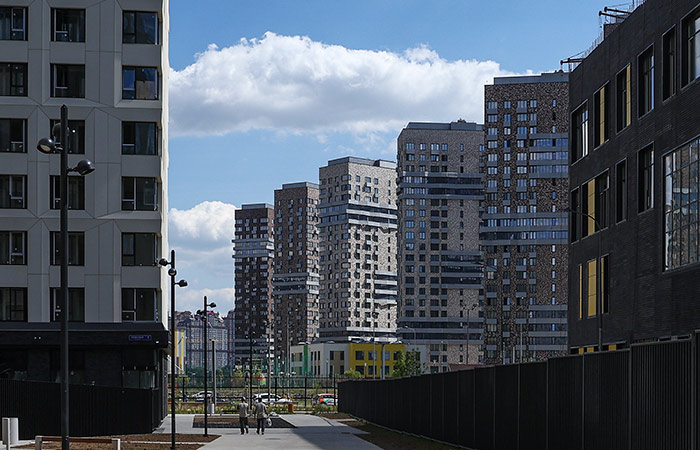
35 436 120 450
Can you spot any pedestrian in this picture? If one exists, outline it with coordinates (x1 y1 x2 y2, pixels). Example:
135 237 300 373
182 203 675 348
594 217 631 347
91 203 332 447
254 397 268 435
238 396 249 434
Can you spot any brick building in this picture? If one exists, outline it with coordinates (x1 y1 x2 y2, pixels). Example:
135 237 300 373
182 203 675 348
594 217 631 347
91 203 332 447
396 121 485 371
481 73 570 364
568 0 700 351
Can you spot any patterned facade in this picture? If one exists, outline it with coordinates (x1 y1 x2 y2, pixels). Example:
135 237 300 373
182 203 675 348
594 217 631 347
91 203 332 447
318 157 398 348
396 121 485 371
481 73 570 364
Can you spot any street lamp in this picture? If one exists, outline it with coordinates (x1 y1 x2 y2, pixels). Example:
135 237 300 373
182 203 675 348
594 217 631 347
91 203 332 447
158 251 187 450
36 105 94 450
196 297 216 437
566 208 604 352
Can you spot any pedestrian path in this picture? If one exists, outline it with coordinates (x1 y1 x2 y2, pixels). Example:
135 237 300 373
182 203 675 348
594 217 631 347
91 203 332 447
157 414 381 449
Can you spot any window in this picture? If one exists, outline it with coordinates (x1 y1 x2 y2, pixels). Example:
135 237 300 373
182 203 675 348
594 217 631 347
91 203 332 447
0 7 26 40
594 84 609 147
0 63 27 96
122 11 158 44
616 66 631 131
682 7 700 86
638 46 655 116
663 28 677 100
0 288 26 321
51 288 85 322
0 175 25 208
122 288 157 322
601 255 609 314
572 103 588 161
487 128 497 136
50 232 85 266
51 64 85 98
487 114 498 123
529 100 537 108
587 259 597 317
122 233 157 266
122 67 158 100
50 120 85 154
664 137 700 270
52 9 85 42
122 122 158 155
0 119 25 153
355 351 364 360
50 176 85 210
581 173 609 236
0 231 25 265
638 145 654 212
517 100 527 108
616 160 627 222
122 177 158 211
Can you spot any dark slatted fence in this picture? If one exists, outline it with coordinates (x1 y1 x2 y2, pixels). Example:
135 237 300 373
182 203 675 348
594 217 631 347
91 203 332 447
339 333 700 450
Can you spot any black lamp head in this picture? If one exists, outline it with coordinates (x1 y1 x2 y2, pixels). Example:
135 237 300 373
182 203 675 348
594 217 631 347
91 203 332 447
74 159 95 176
168 268 177 277
208 302 217 308
158 258 170 267
177 280 188 287
36 137 56 154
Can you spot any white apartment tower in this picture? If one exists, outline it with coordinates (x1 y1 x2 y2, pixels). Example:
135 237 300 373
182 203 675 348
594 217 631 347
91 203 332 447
0 0 170 404
318 157 398 344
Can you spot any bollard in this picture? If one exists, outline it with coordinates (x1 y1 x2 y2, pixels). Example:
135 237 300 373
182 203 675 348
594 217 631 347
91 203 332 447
2 418 18 449
34 436 42 450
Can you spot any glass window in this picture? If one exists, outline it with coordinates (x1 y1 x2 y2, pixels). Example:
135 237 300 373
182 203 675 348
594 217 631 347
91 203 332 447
50 120 84 154
0 231 25 265
50 176 85 210
0 288 26 321
122 67 158 100
50 232 85 266
638 46 655 116
122 177 157 211
572 102 588 161
663 27 677 100
639 145 654 212
121 288 157 322
0 119 25 153
51 64 85 98
664 137 700 270
122 122 157 155
122 233 157 266
616 65 631 132
0 175 25 208
682 7 700 86
122 11 158 44
52 9 85 42
616 160 627 222
0 63 27 96
587 259 597 317
51 288 85 322
0 7 26 40
594 84 609 147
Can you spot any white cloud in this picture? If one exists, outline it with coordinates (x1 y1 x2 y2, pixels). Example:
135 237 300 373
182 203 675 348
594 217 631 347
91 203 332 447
170 201 236 244
170 32 515 137
169 202 237 314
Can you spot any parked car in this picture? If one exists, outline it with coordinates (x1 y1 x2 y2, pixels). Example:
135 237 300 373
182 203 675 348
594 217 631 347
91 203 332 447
253 393 293 404
193 391 213 402
313 393 337 406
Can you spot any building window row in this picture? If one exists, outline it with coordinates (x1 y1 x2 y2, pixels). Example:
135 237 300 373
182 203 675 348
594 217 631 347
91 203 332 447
0 8 158 44
0 63 159 100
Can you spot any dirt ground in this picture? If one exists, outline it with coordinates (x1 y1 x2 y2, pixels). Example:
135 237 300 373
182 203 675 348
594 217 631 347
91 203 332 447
318 413 458 450
17 433 219 449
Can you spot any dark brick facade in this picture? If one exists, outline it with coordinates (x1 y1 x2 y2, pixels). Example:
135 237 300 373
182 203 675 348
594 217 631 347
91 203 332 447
568 0 700 350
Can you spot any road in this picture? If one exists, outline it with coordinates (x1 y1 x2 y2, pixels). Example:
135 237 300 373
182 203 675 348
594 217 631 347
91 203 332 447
157 413 381 450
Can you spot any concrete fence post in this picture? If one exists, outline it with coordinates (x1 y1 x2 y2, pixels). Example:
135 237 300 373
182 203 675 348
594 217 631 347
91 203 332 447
2 417 19 449
34 436 42 450
112 437 121 450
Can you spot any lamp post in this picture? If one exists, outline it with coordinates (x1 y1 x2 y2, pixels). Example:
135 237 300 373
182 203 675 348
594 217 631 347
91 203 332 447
158 251 187 450
197 297 216 437
566 208 604 352
36 105 95 450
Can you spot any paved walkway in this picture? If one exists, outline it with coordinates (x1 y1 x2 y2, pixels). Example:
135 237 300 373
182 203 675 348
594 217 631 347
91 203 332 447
157 414 381 449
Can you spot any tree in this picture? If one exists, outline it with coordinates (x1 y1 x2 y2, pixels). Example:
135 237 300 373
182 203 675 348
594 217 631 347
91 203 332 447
343 369 362 379
391 351 422 378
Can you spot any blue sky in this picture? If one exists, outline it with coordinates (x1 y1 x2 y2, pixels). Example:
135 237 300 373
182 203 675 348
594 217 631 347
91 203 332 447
167 0 612 313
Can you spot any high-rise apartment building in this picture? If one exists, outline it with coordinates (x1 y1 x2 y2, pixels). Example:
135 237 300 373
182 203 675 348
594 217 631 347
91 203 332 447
318 158 398 357
568 0 700 351
481 73 570 365
233 204 275 370
176 310 230 370
0 0 170 401
272 182 320 366
396 121 485 371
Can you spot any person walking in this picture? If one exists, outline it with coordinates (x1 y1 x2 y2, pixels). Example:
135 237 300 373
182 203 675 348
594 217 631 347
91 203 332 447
238 397 249 434
254 397 268 435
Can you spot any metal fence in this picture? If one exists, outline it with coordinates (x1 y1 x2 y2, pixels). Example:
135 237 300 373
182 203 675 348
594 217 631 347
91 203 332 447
0 379 158 440
339 335 698 450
